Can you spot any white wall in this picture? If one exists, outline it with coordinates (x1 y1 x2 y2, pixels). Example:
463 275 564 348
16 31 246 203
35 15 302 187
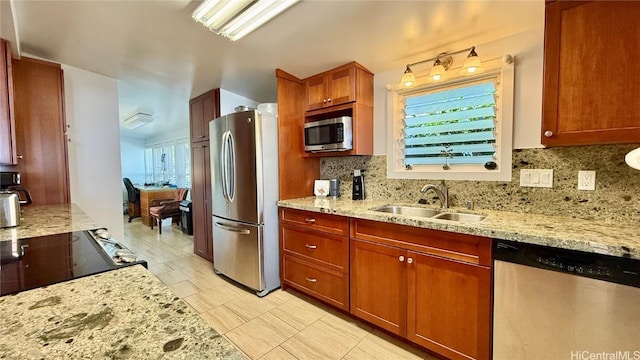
373 27 545 155
63 65 125 241
220 88 260 116
145 127 189 146
120 135 146 185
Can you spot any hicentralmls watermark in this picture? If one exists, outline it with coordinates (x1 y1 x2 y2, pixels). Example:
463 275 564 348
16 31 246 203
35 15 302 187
570 351 640 360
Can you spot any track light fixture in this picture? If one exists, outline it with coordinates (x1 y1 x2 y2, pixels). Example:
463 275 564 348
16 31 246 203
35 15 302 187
400 46 484 87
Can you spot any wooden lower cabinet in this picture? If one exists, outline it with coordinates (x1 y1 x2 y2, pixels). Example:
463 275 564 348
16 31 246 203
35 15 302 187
350 218 492 360
407 251 491 360
350 239 406 335
282 255 349 310
279 208 349 310
279 209 492 359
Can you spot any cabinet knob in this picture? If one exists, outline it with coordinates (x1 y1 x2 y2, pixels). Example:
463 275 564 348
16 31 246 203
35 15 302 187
304 218 316 224
17 155 23 159
544 130 553 138
305 277 317 283
322 99 327 103
399 255 405 262
327 98 332 102
407 257 414 264
305 244 317 249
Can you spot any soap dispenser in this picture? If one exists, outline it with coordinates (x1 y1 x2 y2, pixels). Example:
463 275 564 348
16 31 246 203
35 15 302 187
352 170 365 200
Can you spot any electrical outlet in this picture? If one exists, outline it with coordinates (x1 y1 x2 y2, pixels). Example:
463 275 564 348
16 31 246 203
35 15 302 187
578 170 596 190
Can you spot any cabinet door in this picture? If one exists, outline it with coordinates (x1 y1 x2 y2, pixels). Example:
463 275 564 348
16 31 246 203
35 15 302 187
190 89 220 143
192 142 213 261
0 39 16 165
407 251 491 360
5 57 69 205
305 74 328 111
328 67 356 107
542 1 640 146
350 239 406 336
189 96 205 142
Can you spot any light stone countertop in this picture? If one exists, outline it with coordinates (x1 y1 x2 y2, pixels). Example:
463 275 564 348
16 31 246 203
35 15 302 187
278 197 640 260
0 204 100 241
0 265 246 359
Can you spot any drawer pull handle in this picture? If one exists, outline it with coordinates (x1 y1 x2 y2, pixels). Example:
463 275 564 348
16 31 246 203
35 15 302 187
305 277 317 283
407 257 414 264
305 244 317 249
304 218 316 224
399 256 405 262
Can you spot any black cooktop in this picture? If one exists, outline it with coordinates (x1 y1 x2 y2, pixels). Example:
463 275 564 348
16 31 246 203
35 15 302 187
0 230 147 296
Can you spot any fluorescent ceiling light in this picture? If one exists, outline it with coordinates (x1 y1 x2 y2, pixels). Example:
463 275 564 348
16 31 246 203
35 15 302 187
192 0 299 41
123 113 154 129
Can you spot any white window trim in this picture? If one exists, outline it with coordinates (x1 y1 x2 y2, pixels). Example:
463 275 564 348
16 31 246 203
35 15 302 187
386 55 514 181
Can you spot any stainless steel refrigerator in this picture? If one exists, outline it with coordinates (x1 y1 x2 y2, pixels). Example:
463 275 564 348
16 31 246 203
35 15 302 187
209 107 280 297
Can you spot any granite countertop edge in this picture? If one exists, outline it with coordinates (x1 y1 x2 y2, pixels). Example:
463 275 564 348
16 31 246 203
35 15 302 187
277 197 639 260
0 204 100 241
0 265 246 359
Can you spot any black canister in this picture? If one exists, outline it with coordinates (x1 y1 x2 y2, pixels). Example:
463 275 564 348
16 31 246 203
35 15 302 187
352 170 365 200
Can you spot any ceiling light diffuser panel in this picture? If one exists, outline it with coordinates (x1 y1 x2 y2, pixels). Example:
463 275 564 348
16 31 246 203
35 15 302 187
192 0 299 41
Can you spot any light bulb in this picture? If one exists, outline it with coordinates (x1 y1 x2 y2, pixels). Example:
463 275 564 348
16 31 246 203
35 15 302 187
400 66 416 87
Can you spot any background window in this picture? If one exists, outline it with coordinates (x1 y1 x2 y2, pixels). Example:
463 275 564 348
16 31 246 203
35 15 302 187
144 138 190 187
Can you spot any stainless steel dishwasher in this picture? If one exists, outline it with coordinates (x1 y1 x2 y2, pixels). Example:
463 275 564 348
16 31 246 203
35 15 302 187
493 240 640 360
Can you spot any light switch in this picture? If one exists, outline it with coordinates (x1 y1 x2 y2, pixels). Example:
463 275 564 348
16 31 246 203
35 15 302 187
520 169 553 188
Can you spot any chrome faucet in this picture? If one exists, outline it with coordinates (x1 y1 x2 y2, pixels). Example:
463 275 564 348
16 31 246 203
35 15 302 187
420 180 449 208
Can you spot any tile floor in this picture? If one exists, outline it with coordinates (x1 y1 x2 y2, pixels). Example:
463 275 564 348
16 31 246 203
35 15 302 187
121 218 436 360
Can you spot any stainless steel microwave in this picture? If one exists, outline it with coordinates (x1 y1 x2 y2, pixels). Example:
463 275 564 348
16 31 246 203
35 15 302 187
304 116 353 152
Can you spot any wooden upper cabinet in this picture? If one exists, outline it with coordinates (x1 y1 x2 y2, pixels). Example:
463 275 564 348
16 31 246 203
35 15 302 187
303 62 374 156
542 0 640 146
189 88 220 143
305 66 357 111
0 38 17 165
5 57 69 205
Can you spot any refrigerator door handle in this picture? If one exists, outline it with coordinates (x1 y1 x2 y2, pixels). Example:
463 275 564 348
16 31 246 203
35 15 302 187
220 131 229 203
215 221 251 235
227 131 236 202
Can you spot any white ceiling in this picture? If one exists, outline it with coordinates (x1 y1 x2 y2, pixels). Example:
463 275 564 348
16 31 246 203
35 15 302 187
6 0 543 139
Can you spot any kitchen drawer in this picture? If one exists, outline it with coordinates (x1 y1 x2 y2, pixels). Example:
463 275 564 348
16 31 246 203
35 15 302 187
280 208 348 236
281 225 348 271
282 255 348 311
351 219 492 267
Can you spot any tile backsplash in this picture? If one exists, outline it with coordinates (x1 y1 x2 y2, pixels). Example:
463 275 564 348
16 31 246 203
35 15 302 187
320 144 640 223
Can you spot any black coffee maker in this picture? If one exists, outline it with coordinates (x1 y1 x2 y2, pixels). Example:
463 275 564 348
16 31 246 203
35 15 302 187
1 172 33 228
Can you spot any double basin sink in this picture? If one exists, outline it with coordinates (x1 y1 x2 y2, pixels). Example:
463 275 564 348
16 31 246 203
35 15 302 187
371 205 486 222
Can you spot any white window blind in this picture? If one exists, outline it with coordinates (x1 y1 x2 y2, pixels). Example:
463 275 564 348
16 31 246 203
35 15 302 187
144 138 191 187
404 82 497 167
